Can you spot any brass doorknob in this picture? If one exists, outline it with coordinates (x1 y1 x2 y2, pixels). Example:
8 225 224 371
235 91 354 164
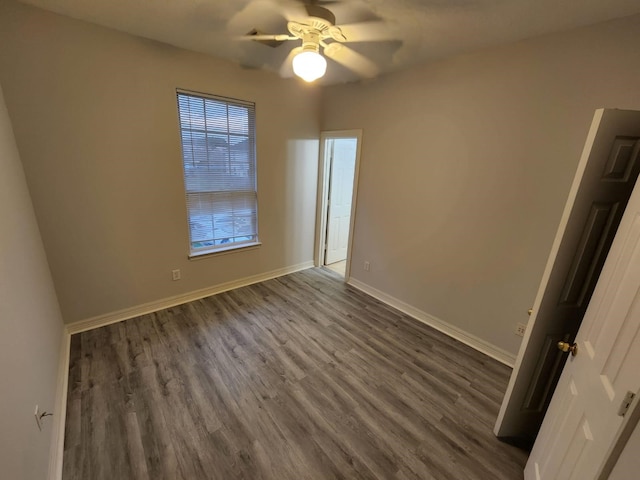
528 308 533 316
557 341 578 356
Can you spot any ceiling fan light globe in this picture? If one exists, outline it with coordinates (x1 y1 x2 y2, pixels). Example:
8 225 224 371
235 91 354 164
292 51 327 82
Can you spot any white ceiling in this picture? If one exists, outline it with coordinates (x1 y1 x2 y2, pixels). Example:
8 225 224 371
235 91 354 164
20 0 640 85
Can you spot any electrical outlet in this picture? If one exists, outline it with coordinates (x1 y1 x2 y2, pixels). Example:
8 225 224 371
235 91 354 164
364 261 370 272
515 323 527 337
172 269 181 281
34 405 42 431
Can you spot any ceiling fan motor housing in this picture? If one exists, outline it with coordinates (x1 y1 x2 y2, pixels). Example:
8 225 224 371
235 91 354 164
300 31 321 53
304 5 336 26
287 4 337 41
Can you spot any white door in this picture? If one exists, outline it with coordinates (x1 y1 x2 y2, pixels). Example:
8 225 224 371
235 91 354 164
526 153 640 478
495 109 640 440
325 138 357 265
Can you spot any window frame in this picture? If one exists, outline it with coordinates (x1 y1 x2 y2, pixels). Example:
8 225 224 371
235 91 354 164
175 88 260 258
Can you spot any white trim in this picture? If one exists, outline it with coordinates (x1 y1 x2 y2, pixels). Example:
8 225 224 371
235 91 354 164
48 328 71 480
67 261 314 334
314 137 331 267
188 241 261 259
597 385 640 479
314 130 363 282
347 277 516 367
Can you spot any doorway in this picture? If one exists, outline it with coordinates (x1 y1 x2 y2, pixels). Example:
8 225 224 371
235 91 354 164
315 130 362 279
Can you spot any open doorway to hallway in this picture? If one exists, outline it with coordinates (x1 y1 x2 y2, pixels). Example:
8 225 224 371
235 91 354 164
315 130 362 279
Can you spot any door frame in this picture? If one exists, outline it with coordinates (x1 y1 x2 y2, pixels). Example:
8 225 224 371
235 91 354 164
314 129 363 280
597 388 640 479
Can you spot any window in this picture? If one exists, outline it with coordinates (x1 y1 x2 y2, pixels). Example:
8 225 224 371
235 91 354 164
176 90 258 256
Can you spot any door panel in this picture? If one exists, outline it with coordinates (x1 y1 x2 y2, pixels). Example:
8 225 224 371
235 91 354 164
558 201 620 307
521 333 567 413
495 109 640 441
526 199 640 478
532 376 592 480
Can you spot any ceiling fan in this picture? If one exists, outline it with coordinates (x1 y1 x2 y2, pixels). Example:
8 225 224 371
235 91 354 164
236 0 392 82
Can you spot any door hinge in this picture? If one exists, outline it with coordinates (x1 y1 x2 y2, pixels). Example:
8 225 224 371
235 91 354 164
618 391 636 417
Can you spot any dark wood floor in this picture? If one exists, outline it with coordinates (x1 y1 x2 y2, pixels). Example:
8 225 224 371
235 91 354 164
63 267 528 479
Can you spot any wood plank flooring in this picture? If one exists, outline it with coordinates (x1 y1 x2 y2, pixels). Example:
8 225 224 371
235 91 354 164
63 267 528 479
324 261 346 276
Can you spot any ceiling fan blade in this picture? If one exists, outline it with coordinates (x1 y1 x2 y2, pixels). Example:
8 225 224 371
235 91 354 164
323 43 379 78
236 34 297 41
333 21 398 43
280 46 303 78
278 0 310 22
325 2 381 24
228 0 285 33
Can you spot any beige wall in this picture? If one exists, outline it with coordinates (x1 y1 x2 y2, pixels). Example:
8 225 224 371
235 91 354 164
0 82 64 477
0 1 321 324
322 14 640 356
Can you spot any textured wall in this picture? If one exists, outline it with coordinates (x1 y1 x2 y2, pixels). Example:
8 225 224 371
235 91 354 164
322 14 640 356
0 1 321 323
0 82 64 478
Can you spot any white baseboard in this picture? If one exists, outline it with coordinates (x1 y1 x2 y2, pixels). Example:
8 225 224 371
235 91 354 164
67 261 314 335
347 277 516 367
48 328 71 480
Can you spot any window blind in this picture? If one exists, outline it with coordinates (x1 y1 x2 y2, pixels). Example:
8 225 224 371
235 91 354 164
176 90 258 255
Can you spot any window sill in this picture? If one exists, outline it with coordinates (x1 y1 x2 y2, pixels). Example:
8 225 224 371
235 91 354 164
188 242 262 260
